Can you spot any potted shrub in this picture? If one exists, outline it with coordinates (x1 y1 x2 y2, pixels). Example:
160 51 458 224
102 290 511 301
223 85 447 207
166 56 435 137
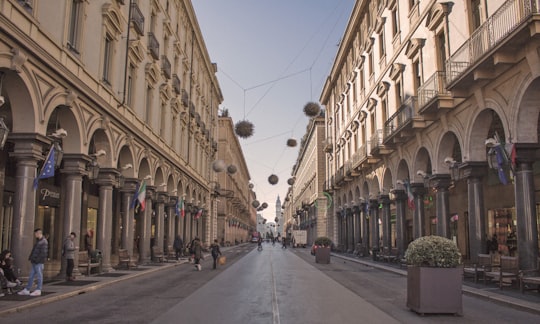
313 237 332 264
405 235 463 315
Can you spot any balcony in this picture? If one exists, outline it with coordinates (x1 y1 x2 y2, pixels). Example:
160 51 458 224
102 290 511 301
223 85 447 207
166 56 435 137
172 74 181 95
384 95 428 145
344 162 353 181
369 129 393 156
148 32 159 60
446 0 539 91
417 71 453 116
131 2 144 36
335 166 345 186
161 55 171 79
323 137 333 153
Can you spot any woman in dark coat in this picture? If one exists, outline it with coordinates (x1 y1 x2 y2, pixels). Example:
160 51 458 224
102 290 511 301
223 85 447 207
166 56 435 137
192 237 202 271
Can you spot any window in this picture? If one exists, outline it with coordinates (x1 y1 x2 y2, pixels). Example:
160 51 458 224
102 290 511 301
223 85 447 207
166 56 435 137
127 64 136 107
412 60 422 95
471 0 482 30
368 51 374 77
408 0 416 11
145 86 153 124
160 103 166 137
68 0 83 53
370 112 376 135
436 31 447 71
102 34 113 85
379 29 386 59
391 8 399 38
395 79 403 107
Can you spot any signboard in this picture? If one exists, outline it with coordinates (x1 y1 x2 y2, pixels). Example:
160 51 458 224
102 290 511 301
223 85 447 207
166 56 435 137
38 183 61 207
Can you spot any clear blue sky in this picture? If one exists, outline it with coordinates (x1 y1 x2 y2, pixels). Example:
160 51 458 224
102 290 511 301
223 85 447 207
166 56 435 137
192 1 355 220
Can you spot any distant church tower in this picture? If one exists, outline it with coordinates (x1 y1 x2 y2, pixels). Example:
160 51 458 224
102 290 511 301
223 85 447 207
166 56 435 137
275 196 282 235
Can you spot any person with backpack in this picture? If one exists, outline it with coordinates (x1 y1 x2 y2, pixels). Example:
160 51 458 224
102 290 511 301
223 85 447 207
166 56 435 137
210 239 222 270
192 237 202 271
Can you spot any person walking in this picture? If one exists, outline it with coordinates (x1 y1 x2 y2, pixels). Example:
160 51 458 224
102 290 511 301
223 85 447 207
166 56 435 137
18 228 48 297
173 235 184 260
210 239 222 270
192 237 202 271
63 232 77 281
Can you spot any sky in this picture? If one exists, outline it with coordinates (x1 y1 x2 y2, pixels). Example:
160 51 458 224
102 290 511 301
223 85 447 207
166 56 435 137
191 1 355 221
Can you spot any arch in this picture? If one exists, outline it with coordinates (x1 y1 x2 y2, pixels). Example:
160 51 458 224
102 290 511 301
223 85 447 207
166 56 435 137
1 68 37 133
468 108 508 161
435 131 462 173
166 175 175 195
46 105 82 154
117 145 135 177
88 129 113 167
382 168 392 193
154 167 165 191
396 159 411 182
514 77 540 143
138 159 151 182
413 147 432 182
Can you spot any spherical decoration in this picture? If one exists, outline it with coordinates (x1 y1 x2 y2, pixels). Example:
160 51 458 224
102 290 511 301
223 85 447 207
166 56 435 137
286 138 297 147
287 178 295 186
248 183 254 189
303 101 321 117
235 120 254 138
268 174 279 185
261 202 268 209
252 200 260 208
227 164 237 174
212 159 226 172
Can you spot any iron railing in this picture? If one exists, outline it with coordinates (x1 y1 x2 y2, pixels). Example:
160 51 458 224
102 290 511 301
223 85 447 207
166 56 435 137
131 2 144 35
148 32 159 60
370 129 384 153
384 95 417 139
418 71 449 108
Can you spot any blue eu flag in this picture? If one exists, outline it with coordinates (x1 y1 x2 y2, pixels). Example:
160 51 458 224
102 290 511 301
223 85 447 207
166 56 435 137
33 145 56 189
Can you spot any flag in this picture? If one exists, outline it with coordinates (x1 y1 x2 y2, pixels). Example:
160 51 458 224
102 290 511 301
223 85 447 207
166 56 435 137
404 180 415 210
33 145 56 190
176 197 185 217
130 181 140 210
194 208 203 219
130 180 146 211
493 145 508 185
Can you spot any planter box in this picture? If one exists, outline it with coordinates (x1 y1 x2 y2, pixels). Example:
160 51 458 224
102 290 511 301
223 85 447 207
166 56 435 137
407 266 463 315
315 247 331 264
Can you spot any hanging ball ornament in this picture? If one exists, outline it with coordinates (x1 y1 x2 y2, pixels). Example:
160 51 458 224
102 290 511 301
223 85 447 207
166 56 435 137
286 138 297 147
303 101 321 117
248 183 254 189
212 159 226 172
268 174 279 185
287 178 295 186
227 164 237 174
235 120 254 139
252 200 260 208
261 202 268 209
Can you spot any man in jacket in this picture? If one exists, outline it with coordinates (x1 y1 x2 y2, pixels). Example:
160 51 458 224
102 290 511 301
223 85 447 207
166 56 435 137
63 232 77 281
18 228 49 296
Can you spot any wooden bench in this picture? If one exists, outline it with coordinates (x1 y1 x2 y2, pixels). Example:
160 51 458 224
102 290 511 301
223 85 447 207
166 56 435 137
519 257 540 293
463 253 493 283
118 249 133 269
78 251 101 276
151 245 164 263
484 256 519 289
379 247 398 263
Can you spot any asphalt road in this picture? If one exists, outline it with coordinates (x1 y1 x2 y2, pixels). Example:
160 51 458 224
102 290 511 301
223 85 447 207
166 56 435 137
3 243 539 324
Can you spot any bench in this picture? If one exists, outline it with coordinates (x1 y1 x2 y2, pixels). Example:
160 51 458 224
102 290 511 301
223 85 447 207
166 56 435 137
379 247 398 263
151 245 164 263
78 251 101 276
118 249 133 269
519 257 540 293
463 253 493 283
484 256 519 289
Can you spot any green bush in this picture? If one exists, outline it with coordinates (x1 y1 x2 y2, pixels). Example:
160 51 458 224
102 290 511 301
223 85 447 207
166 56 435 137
405 235 462 268
314 236 332 247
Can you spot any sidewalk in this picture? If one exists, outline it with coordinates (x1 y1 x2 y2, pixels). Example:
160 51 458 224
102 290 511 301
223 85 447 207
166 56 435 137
330 252 540 316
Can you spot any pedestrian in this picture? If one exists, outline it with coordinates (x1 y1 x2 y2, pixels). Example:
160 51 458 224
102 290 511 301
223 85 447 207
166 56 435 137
282 237 287 249
0 250 21 285
173 235 183 260
63 232 77 281
210 239 221 270
488 234 498 255
18 228 48 297
192 237 202 271
84 228 94 256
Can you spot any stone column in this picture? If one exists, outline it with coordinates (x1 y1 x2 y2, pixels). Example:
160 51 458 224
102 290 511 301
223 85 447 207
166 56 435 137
360 201 369 255
353 205 361 251
59 154 89 277
95 168 119 272
513 144 539 270
9 134 48 277
411 183 427 239
431 174 452 239
167 196 178 246
392 189 407 258
369 199 380 259
346 207 354 252
155 191 168 252
461 162 487 263
120 179 138 256
140 186 155 263
379 194 391 251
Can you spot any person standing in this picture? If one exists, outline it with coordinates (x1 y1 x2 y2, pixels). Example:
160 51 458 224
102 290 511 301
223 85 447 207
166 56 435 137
18 228 48 297
192 237 202 271
84 229 93 256
173 235 184 260
63 232 77 281
210 239 222 270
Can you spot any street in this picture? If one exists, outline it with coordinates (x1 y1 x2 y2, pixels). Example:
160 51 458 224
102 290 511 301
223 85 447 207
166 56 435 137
3 243 539 323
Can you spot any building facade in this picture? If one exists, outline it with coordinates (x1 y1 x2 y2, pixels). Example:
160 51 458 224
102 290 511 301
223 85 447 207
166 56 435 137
321 0 540 270
0 0 222 278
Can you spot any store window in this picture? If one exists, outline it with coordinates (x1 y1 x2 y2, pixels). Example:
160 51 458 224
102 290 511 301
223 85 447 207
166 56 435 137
487 208 517 256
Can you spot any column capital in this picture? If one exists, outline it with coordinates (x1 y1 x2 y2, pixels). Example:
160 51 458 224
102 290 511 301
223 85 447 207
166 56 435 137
513 143 540 165
369 199 379 209
410 182 426 195
95 168 119 187
429 173 452 189
146 185 156 199
459 161 487 178
391 189 407 201
168 195 179 207
120 178 139 193
157 191 169 203
61 154 91 175
8 133 50 161
378 194 390 205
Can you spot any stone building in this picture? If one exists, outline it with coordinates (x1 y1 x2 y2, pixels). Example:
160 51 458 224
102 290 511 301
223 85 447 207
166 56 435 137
0 0 222 278
320 0 539 269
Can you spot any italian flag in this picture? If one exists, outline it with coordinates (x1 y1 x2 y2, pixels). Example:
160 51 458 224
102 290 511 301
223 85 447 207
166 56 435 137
195 209 203 219
136 181 147 212
178 197 185 217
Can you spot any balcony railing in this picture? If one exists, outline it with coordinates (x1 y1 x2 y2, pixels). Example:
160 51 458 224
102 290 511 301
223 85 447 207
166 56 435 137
172 74 181 94
351 151 362 169
148 32 159 60
370 129 384 153
384 95 417 139
418 71 449 109
446 0 538 84
131 2 144 36
161 55 171 79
